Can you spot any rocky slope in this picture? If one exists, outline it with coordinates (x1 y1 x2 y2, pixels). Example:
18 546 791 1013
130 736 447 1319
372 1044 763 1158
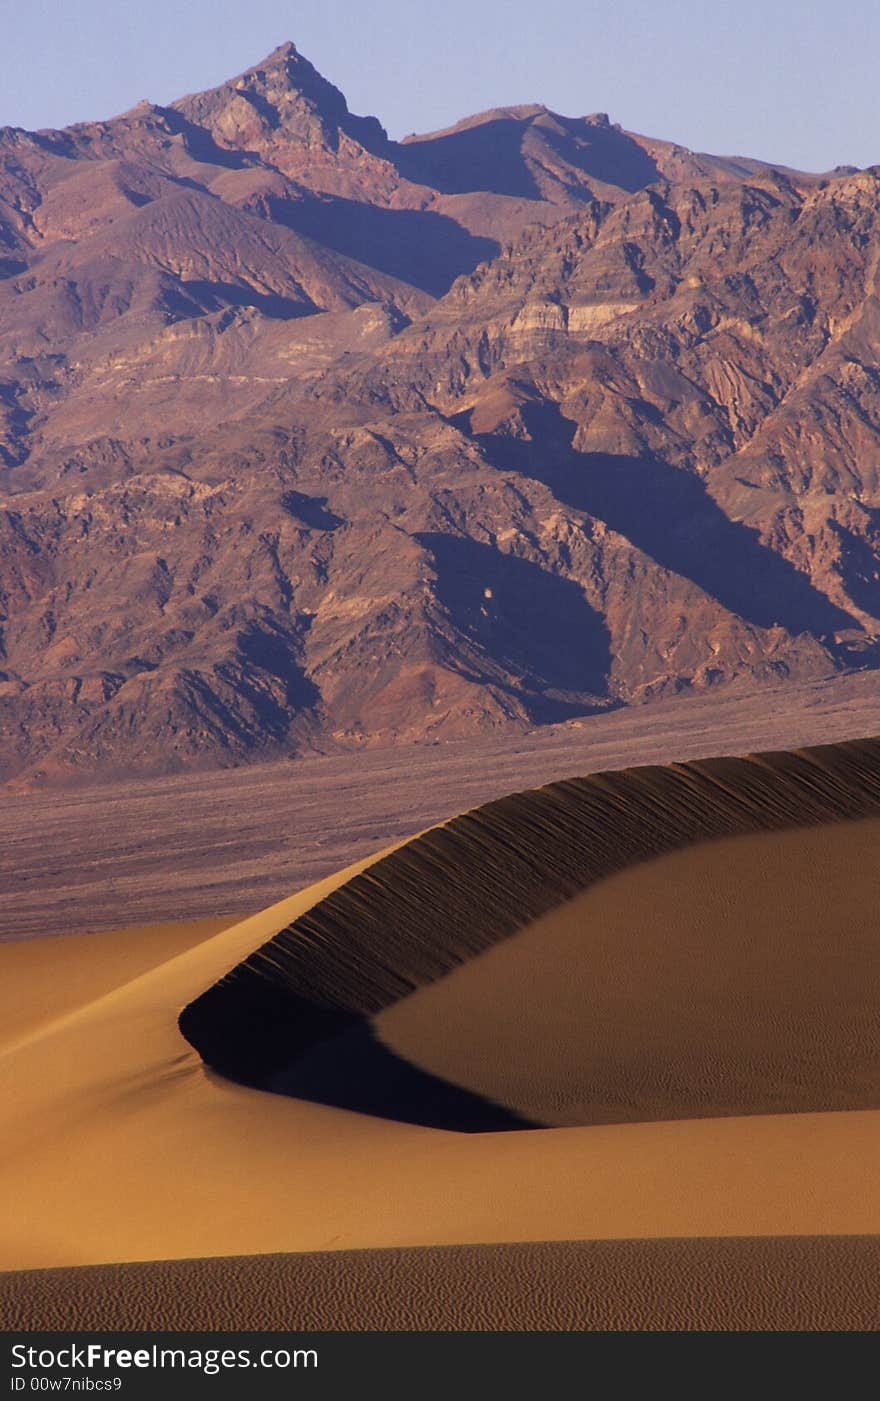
1 42 878 781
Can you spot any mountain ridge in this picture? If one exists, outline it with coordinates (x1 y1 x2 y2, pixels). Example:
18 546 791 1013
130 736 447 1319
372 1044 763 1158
1 43 879 784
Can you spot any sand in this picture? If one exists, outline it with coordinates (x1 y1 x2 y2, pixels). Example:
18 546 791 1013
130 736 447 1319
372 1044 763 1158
3 736 880 1329
0 919 230 1051
376 820 880 1125
5 1238 880 1331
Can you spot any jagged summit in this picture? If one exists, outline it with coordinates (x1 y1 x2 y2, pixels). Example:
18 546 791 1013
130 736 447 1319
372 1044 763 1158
267 39 298 59
172 40 388 155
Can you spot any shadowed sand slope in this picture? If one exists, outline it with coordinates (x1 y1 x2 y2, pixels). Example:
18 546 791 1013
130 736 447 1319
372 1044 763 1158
4 1237 880 1332
180 736 880 1128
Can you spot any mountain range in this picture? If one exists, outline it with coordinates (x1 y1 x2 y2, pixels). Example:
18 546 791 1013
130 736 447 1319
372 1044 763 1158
2 40 879 782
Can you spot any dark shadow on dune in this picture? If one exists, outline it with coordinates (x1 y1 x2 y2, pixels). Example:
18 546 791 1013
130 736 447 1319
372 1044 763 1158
274 1025 534 1130
264 192 498 296
179 736 880 1132
471 399 857 640
417 531 612 721
179 979 532 1132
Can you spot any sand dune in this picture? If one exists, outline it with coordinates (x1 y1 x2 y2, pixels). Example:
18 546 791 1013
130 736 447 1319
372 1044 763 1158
376 820 880 1125
0 919 230 1052
181 737 880 1128
3 736 880 1329
5 1238 880 1332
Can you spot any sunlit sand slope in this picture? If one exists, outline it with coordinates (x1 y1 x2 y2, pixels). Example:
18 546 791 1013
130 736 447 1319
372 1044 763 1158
0 920 230 1051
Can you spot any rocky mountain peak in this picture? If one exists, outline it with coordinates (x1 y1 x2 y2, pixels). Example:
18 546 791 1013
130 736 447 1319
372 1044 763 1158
172 40 388 155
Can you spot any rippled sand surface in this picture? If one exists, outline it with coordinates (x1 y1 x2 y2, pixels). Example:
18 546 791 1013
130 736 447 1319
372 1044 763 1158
5 1238 880 1331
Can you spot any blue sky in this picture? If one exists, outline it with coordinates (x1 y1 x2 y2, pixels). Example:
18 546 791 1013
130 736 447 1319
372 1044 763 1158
3 0 877 171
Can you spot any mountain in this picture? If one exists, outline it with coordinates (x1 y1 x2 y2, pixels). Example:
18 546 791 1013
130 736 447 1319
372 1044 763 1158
1 42 878 782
